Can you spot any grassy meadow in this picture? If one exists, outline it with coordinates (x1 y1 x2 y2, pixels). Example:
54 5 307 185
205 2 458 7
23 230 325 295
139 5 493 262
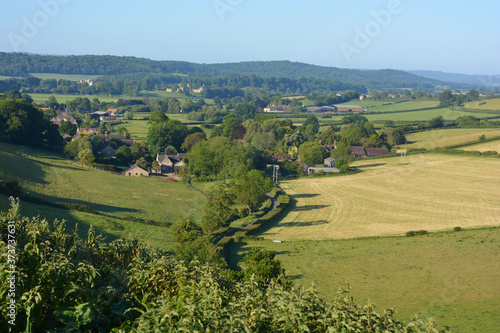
363 100 439 112
404 128 500 149
0 193 173 250
462 139 500 152
261 154 500 241
228 227 500 332
29 73 102 81
30 93 120 104
0 142 206 225
465 99 500 110
365 108 495 122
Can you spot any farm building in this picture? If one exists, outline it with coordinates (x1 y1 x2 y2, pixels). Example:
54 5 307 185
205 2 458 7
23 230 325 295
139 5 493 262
307 105 364 114
124 164 149 177
348 146 389 158
324 157 337 167
264 105 289 113
308 167 339 175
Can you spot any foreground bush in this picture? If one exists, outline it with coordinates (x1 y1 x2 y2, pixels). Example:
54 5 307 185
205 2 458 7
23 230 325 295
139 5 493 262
1 199 449 332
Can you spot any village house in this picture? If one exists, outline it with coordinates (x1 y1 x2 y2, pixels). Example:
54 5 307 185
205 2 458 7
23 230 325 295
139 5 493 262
264 105 289 113
99 144 116 158
50 112 78 126
156 153 187 174
124 164 149 177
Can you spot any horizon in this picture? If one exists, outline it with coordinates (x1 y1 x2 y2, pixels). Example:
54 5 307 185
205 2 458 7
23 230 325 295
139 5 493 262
7 51 500 78
1 1 499 76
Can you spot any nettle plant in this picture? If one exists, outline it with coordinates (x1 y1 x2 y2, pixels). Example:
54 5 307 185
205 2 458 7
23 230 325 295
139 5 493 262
0 199 449 332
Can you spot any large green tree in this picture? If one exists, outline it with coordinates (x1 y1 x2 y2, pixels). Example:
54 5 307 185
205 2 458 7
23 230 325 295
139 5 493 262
147 119 189 153
298 141 328 166
235 170 273 212
233 103 258 123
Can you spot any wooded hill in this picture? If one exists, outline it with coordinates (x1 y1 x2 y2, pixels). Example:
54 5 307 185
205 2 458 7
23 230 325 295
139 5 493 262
0 52 465 91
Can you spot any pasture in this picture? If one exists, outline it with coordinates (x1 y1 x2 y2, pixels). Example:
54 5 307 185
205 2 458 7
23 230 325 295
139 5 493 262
465 99 500 110
363 100 439 113
365 108 494 122
29 73 102 81
29 93 120 104
261 154 500 241
0 193 172 250
228 227 500 332
0 142 206 224
404 128 500 149
462 139 500 152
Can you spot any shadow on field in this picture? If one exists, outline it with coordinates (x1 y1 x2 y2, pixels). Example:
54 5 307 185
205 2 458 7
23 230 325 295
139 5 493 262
357 163 386 168
288 274 304 281
294 205 330 211
30 193 141 215
290 193 320 199
278 220 329 227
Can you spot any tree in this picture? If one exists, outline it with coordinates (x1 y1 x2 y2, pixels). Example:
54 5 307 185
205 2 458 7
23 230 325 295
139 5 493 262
201 182 235 234
331 142 354 164
233 103 258 123
58 120 77 136
44 95 59 109
124 111 134 120
77 148 95 166
438 90 453 107
428 116 444 128
115 145 132 164
181 132 207 152
235 170 273 212
298 142 328 166
302 115 320 134
148 110 169 124
147 119 189 154
242 248 288 288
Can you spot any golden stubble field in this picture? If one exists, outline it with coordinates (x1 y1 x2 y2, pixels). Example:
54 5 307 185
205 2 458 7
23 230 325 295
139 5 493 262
263 154 500 241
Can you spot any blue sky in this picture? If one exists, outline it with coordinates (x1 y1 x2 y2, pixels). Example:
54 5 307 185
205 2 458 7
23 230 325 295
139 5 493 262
1 0 498 75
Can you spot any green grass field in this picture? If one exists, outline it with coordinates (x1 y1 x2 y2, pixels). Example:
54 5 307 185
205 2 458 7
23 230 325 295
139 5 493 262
462 139 500 152
29 73 102 81
228 227 500 332
365 108 495 122
465 99 500 111
30 93 120 103
262 154 500 241
0 193 172 250
365 100 439 112
404 128 500 149
0 142 206 224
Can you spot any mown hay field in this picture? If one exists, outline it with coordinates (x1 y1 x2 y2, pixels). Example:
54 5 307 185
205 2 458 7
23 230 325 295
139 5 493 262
365 100 439 112
404 128 500 149
262 154 500 241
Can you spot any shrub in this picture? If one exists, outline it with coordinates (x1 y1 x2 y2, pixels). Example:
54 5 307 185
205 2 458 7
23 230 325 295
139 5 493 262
406 230 428 237
454 226 462 232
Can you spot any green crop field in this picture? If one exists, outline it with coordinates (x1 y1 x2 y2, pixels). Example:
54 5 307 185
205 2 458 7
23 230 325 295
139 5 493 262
462 139 500 152
0 142 206 225
114 118 150 139
29 73 102 81
465 99 500 110
404 128 500 149
365 108 494 122
139 90 199 100
29 93 120 103
228 227 500 332
261 154 500 241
